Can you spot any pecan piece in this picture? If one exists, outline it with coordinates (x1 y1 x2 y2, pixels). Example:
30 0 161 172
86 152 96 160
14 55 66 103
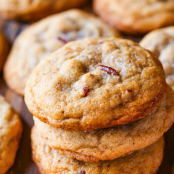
56 81 61 88
96 65 119 75
82 86 89 97
79 171 86 174
127 89 133 92
58 37 72 44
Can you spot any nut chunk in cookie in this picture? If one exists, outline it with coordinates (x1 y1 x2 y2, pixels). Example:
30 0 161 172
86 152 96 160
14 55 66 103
0 95 22 174
25 38 167 131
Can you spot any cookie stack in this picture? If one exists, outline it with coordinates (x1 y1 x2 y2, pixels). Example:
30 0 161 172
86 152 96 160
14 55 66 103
25 37 174 174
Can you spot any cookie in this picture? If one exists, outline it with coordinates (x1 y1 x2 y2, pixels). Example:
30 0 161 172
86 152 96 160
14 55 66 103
0 95 22 174
0 0 89 21
4 9 120 96
25 37 167 131
94 0 174 34
34 85 174 162
0 31 9 72
31 126 164 174
140 26 174 90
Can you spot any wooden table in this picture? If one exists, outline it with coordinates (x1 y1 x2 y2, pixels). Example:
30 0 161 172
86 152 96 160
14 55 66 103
1 5 174 174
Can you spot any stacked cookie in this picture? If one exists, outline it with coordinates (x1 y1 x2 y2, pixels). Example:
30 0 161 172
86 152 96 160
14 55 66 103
25 37 174 174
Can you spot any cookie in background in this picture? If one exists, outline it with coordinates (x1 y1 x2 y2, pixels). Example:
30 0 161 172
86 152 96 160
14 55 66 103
3 9 121 96
0 31 9 72
0 0 89 21
140 26 174 90
0 95 22 174
94 0 174 35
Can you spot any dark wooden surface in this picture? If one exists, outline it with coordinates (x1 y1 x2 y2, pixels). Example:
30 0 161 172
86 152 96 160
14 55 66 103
0 3 174 174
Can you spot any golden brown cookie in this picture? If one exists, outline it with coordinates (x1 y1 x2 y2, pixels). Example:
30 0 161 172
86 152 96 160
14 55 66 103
94 0 174 35
31 126 164 174
4 9 120 96
25 38 167 131
0 0 89 21
140 26 174 90
0 95 22 174
34 85 174 162
0 31 9 72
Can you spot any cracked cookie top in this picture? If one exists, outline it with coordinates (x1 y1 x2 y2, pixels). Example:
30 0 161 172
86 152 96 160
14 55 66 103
25 37 167 131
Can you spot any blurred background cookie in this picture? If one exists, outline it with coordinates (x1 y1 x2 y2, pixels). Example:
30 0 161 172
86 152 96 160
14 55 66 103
0 31 9 72
94 0 174 35
0 95 22 174
3 9 120 96
0 0 89 21
140 26 174 90
31 126 164 174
